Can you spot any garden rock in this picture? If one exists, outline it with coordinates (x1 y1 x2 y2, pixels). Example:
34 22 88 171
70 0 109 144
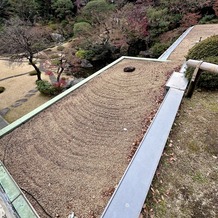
51 33 65 43
123 66 136 72
81 59 93 68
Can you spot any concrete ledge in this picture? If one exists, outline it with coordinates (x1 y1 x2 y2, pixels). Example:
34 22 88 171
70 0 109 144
101 88 185 218
0 162 39 218
158 26 194 60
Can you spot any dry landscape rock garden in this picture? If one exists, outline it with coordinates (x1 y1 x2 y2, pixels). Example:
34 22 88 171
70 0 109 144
0 22 217 218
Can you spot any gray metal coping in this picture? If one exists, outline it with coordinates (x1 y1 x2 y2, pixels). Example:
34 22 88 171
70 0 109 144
0 161 39 218
0 56 168 138
165 71 188 92
101 80 187 218
158 26 194 60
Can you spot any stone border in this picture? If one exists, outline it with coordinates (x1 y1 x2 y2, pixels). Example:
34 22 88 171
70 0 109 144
0 161 39 218
158 26 194 60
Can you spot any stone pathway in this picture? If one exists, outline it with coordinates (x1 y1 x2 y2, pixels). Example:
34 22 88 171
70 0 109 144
0 89 38 117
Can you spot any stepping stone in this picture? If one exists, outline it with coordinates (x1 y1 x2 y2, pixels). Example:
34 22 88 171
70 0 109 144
25 93 35 98
15 98 28 103
28 89 38 93
11 102 22 108
0 108 10 116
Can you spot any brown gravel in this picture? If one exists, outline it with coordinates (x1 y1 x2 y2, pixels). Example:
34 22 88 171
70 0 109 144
168 24 218 62
0 59 178 218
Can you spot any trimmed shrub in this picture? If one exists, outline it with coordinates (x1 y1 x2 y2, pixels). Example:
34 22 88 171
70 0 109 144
149 42 170 58
36 80 58 96
51 59 60 66
0 86 5 93
50 54 60 59
75 49 94 59
186 35 218 89
57 45 65 51
73 22 92 37
81 0 115 24
29 70 37 76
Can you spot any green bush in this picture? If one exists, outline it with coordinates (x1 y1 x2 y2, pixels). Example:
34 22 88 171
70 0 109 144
50 54 60 59
149 42 170 58
29 70 37 76
51 59 60 66
57 45 65 51
73 22 92 37
81 0 115 24
186 35 218 89
36 80 58 96
0 86 5 93
75 49 94 59
199 15 215 24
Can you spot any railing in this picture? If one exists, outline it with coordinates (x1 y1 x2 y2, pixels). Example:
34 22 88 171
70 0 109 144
186 59 218 97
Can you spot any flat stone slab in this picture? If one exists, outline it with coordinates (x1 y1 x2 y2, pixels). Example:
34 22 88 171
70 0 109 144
15 99 28 103
24 93 35 98
11 102 22 108
28 89 38 93
0 108 10 116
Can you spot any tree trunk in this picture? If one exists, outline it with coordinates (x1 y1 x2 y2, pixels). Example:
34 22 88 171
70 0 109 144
29 57 42 80
57 58 64 82
57 66 64 82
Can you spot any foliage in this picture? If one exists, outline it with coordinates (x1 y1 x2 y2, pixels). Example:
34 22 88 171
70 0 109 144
186 35 218 59
73 22 92 37
0 0 11 23
149 42 170 58
121 3 148 40
50 54 60 59
75 49 94 59
0 86 5 93
9 0 39 22
81 0 115 25
186 35 218 89
57 45 65 51
51 0 74 20
51 59 60 65
146 6 181 37
199 14 215 24
36 80 65 95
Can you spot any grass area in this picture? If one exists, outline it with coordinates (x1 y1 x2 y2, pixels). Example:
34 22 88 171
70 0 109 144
142 90 218 217
4 93 52 123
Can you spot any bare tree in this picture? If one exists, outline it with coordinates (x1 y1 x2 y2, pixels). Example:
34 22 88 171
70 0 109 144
0 18 50 80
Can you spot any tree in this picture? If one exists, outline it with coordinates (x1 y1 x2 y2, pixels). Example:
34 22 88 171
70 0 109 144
9 0 39 23
81 0 115 25
0 0 11 22
0 18 50 80
51 0 74 20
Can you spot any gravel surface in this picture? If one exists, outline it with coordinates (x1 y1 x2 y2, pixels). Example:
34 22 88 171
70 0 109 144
168 24 218 62
0 59 178 217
